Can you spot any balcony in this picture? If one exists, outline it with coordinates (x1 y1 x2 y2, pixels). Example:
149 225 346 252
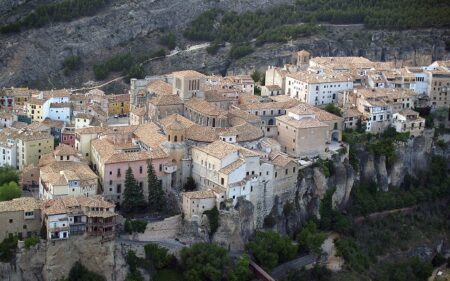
163 163 177 174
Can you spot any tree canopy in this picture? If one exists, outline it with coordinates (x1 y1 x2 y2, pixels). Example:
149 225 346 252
180 243 230 281
122 167 146 214
147 160 166 213
0 181 21 202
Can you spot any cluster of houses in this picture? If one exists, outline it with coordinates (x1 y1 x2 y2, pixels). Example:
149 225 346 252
0 50 448 240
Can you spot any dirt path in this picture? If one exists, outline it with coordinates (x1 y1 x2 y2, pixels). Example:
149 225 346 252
354 205 418 223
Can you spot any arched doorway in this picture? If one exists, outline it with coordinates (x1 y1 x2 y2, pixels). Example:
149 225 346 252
331 131 340 141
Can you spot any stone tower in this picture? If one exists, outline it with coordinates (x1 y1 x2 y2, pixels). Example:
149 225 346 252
296 50 311 70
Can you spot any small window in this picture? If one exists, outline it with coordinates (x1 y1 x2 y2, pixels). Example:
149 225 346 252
9 219 13 223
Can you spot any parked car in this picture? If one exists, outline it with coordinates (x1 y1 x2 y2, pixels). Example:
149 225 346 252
114 114 119 118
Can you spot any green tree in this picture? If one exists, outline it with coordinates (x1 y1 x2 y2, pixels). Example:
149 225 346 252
250 69 263 83
324 103 342 117
181 243 229 281
68 261 106 281
183 176 197 191
228 254 253 281
159 32 177 50
297 221 327 254
147 160 166 213
0 181 21 201
246 231 298 271
63 55 81 75
0 166 19 186
122 167 146 213
144 243 171 269
126 64 145 81
204 206 220 238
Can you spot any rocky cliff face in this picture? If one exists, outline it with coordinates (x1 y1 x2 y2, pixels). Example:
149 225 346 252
266 131 440 236
1 0 449 89
0 236 128 281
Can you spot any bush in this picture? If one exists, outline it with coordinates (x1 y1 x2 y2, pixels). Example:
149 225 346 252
0 236 18 262
324 103 342 117
0 181 21 201
180 243 229 281
204 206 219 238
63 55 81 75
335 238 370 272
229 44 254 59
246 231 298 271
144 243 171 269
159 33 177 50
24 236 40 249
124 219 147 234
183 177 197 192
206 42 222 55
0 0 110 34
297 221 327 254
68 261 106 281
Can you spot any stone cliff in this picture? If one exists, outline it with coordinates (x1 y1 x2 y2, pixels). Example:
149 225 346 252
262 131 441 236
0 0 448 89
0 236 128 281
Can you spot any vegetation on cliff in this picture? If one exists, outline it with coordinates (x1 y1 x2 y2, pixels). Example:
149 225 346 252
0 0 110 34
0 166 20 202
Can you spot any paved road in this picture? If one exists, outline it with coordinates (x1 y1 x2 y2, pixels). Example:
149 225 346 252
271 254 317 279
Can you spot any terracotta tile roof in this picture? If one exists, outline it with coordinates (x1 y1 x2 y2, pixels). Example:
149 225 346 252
238 100 299 111
149 94 183 106
172 70 205 78
131 107 146 116
75 113 93 120
16 130 53 141
398 108 420 116
276 115 329 129
133 123 167 149
107 94 129 102
342 108 362 118
228 109 260 124
50 102 71 108
75 126 106 135
204 89 239 102
309 107 343 122
147 80 173 96
195 140 239 159
183 190 215 199
42 89 71 98
287 70 351 84
311 56 374 69
0 87 33 97
28 97 45 105
160 114 196 130
270 152 296 167
54 144 78 156
43 195 115 216
40 161 98 186
0 197 40 212
42 119 66 128
185 98 228 116
219 159 245 174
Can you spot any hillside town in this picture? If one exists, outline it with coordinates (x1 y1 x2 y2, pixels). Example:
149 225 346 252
0 50 449 280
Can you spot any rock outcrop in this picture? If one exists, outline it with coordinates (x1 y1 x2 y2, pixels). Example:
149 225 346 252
0 237 128 281
0 0 448 88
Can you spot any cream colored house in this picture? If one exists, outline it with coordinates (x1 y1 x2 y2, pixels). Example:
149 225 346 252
39 144 98 199
74 126 106 161
16 130 54 170
392 109 425 137
191 140 262 206
0 197 41 241
182 190 216 221
276 105 329 157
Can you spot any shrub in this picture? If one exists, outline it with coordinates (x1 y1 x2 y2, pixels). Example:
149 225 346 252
335 238 370 272
204 206 220 238
246 231 298 271
180 243 229 281
68 261 106 281
0 236 19 262
229 44 254 59
63 55 81 75
144 243 171 269
24 236 40 249
159 32 177 50
124 219 147 234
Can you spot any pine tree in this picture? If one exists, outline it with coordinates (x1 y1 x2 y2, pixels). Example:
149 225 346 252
122 167 146 213
147 160 166 213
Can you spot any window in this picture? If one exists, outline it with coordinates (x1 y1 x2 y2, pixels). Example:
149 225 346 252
109 180 112 185
117 168 121 176
117 184 122 193
139 166 143 174
285 169 288 175
60 156 63 160
275 172 278 178
221 178 224 185
9 219 13 223
293 167 296 173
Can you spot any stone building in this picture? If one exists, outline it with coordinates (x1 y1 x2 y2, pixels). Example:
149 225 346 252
0 197 41 241
392 109 425 137
42 196 116 241
172 70 205 101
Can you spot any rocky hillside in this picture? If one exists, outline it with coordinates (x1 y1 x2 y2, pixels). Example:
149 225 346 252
0 0 449 89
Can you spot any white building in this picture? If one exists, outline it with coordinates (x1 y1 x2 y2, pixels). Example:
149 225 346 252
191 140 263 206
286 70 353 105
0 130 17 167
392 109 425 137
